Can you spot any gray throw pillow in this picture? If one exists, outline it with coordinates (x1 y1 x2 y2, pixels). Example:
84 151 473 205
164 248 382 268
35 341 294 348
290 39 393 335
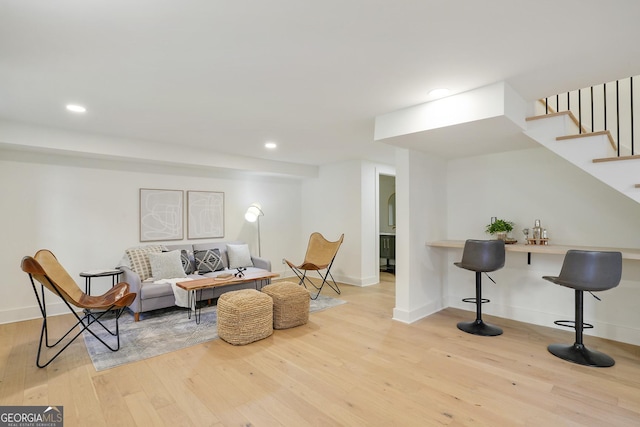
147 250 187 280
195 248 224 273
180 249 195 275
226 244 254 269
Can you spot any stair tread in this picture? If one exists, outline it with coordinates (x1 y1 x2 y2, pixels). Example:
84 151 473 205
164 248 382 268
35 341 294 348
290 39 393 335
526 111 573 121
593 154 640 163
555 130 617 151
556 130 610 140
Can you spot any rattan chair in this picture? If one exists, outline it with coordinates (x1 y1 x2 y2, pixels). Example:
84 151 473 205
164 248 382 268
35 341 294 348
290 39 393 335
285 232 344 300
21 249 136 368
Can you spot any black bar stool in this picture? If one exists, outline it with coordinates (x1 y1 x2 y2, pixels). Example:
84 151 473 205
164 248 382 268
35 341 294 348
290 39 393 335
454 239 505 336
543 250 622 367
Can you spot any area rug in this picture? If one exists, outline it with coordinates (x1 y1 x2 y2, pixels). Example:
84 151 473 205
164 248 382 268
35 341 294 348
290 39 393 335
83 295 346 371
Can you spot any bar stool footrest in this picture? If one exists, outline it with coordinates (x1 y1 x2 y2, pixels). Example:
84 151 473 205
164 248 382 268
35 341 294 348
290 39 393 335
553 319 593 329
462 297 490 304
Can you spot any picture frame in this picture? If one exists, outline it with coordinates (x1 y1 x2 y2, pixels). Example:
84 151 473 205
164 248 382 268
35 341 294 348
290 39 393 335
187 191 225 239
139 188 184 242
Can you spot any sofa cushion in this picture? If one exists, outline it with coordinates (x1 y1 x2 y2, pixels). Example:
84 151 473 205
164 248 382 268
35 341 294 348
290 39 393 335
148 250 187 280
227 243 254 268
125 245 166 281
195 248 224 273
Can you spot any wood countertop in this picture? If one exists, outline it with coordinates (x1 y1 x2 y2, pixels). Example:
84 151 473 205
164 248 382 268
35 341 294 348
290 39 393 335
427 240 640 261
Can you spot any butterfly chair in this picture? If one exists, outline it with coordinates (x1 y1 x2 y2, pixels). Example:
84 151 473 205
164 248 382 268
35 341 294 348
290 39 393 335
285 232 344 300
21 249 136 368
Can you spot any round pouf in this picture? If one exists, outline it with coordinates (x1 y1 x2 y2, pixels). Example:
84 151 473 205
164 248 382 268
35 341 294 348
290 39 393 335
261 281 310 329
217 289 273 345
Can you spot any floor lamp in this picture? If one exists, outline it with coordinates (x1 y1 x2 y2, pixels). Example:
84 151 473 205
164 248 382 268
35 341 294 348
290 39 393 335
244 203 264 257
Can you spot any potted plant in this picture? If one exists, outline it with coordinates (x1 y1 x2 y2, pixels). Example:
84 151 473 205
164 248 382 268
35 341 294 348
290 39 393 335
485 218 514 240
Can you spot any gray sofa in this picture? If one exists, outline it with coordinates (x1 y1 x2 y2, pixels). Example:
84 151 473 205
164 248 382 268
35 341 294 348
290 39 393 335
119 241 272 321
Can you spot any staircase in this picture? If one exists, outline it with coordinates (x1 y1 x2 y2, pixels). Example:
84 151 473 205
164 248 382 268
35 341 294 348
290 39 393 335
524 109 640 204
374 77 640 203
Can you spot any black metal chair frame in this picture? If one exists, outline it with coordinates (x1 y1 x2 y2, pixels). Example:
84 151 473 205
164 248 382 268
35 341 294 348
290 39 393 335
289 257 341 300
286 232 344 300
27 274 129 368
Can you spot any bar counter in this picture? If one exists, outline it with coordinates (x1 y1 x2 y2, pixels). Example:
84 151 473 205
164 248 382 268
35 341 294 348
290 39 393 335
427 240 640 261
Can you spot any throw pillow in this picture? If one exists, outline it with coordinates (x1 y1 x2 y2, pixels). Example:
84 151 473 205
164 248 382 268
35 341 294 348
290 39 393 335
226 244 254 269
180 249 195 275
195 248 224 273
147 250 187 280
125 245 166 281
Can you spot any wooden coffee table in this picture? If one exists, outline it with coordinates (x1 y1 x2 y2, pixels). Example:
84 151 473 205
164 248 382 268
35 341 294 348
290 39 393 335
176 271 279 324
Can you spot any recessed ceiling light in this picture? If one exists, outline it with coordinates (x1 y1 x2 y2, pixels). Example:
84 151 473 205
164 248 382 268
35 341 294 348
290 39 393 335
66 104 87 113
265 142 277 149
428 88 450 98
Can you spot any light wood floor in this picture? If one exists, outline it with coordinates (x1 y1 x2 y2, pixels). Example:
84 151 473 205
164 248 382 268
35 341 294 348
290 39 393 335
2 273 640 426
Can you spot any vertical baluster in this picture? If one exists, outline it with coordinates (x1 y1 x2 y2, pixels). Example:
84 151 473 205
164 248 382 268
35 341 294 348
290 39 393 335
556 94 560 113
632 77 635 155
616 80 620 156
545 97 548 114
567 92 570 111
578 89 582 134
590 86 594 132
604 83 607 131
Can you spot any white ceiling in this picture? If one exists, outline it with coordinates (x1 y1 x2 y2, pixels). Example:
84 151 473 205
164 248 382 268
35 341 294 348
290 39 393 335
2 1 640 167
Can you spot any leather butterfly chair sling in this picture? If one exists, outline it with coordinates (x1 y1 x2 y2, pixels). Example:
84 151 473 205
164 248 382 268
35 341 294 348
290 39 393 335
21 249 136 368
285 232 344 300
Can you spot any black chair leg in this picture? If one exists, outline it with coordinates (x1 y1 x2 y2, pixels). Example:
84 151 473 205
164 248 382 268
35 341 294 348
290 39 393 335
548 290 615 367
457 272 503 336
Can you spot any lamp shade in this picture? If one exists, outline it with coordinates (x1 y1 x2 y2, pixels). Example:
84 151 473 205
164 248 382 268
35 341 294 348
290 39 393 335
244 203 263 222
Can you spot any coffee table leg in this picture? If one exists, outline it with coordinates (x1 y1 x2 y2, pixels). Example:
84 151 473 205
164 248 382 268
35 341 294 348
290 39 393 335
194 289 203 324
256 278 271 290
187 290 193 320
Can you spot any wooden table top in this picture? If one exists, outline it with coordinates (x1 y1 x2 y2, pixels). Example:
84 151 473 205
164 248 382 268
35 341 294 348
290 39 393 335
176 271 280 291
427 240 640 260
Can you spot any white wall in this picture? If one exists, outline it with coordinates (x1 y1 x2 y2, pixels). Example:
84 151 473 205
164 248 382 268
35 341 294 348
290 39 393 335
394 148 448 323
300 160 395 287
300 161 361 285
444 147 640 345
0 150 302 324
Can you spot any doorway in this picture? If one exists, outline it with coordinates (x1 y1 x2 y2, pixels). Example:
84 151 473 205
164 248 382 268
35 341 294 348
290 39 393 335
379 174 396 274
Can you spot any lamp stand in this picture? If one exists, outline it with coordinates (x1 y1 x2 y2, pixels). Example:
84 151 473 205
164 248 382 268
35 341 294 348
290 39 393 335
256 216 262 257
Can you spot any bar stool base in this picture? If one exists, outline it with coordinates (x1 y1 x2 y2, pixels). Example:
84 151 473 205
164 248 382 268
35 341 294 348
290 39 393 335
547 343 615 367
457 319 503 336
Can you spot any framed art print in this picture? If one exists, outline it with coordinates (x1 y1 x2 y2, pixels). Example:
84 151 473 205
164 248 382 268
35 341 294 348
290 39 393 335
139 188 184 242
187 191 224 239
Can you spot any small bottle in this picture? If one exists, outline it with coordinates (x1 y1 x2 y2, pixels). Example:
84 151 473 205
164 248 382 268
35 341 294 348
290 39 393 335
532 219 542 244
542 229 548 244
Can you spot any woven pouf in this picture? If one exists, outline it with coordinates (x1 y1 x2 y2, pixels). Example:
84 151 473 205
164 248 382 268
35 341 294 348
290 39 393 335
217 289 273 345
261 281 310 329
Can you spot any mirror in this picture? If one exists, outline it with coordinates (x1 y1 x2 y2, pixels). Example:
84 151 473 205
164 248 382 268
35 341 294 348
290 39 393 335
388 193 396 227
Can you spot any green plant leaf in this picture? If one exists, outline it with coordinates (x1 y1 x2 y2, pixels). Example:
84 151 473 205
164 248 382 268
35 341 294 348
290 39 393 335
485 219 514 234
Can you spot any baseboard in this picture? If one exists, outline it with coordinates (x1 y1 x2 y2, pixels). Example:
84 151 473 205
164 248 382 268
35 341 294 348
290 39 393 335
0 301 75 325
393 300 443 324
275 269 374 287
448 300 640 347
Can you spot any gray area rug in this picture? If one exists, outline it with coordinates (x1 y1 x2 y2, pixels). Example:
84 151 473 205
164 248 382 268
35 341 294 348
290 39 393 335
83 295 346 371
